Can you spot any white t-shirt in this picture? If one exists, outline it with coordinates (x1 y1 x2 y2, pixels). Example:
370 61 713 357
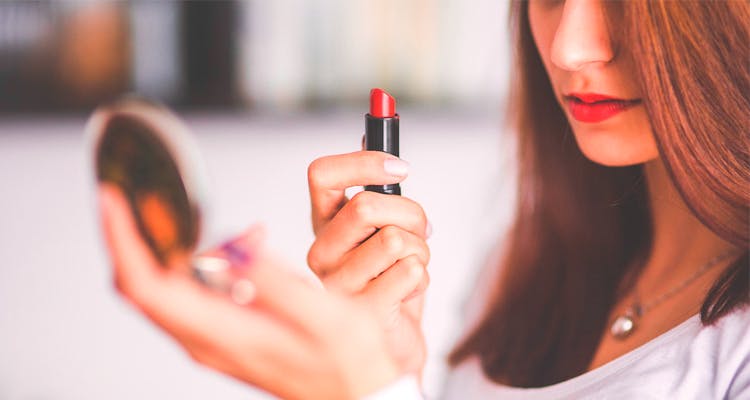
365 304 750 400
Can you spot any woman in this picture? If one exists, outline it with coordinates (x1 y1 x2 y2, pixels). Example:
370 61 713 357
99 0 749 398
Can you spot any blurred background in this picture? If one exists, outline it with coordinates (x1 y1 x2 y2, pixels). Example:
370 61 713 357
0 1 515 399
0 0 509 112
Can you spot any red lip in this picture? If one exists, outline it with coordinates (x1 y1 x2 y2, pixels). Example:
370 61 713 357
564 92 641 123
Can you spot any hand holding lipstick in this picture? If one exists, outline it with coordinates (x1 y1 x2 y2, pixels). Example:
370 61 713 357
306 91 430 375
307 151 431 376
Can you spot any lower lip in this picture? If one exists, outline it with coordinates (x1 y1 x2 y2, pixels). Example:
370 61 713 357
567 99 640 123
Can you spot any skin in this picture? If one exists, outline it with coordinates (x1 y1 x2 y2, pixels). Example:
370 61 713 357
527 0 739 371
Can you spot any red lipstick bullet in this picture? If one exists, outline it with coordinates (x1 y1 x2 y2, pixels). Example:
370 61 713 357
370 88 396 118
365 88 400 195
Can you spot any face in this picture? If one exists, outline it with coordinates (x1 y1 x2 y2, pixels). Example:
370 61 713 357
528 0 658 166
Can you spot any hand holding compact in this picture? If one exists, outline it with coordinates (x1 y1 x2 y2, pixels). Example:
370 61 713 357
89 98 407 399
99 184 401 400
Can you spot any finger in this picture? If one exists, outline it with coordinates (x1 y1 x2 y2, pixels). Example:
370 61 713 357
320 226 430 293
307 191 429 274
308 151 409 234
99 183 168 298
358 255 427 317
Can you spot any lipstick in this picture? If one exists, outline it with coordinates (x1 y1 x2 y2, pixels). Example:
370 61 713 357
564 93 641 123
365 88 401 195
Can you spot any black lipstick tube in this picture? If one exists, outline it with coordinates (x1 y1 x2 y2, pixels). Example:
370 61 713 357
364 113 401 195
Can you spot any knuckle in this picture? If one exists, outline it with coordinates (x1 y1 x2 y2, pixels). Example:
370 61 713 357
403 197 429 233
414 206 429 233
349 191 377 221
307 158 326 187
419 205 428 224
379 226 405 255
406 259 425 280
419 269 431 290
306 244 325 275
410 199 428 222
420 240 431 265
390 196 428 237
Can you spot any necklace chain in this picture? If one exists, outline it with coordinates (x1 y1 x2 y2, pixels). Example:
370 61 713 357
610 250 739 340
633 249 738 315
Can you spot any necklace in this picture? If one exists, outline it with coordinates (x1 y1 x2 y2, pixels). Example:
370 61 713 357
610 250 738 340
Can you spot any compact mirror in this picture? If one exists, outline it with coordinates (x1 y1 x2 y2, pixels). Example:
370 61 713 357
87 97 245 293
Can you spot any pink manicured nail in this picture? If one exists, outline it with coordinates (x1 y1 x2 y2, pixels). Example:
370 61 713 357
221 241 253 267
384 157 409 177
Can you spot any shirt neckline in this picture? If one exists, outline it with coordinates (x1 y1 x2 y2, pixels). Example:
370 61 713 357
467 312 702 396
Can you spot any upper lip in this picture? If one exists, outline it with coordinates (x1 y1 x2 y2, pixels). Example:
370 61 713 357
564 92 640 104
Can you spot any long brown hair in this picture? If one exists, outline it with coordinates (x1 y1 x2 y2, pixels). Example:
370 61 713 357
448 0 750 387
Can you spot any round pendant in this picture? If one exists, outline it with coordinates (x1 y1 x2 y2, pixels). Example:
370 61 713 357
610 315 636 340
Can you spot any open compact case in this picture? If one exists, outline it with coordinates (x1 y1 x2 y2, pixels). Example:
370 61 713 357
86 97 255 302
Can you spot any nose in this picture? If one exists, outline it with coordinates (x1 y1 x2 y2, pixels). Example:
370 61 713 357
550 0 615 71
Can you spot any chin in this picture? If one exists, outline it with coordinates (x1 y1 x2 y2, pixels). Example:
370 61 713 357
572 130 660 167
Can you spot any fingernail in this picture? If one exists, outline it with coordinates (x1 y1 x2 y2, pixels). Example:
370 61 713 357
425 221 433 239
384 157 409 177
221 241 253 267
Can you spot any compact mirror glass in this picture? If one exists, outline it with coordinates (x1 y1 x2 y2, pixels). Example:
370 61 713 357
88 97 237 289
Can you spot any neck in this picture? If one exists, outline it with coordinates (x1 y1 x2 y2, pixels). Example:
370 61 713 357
639 158 736 288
